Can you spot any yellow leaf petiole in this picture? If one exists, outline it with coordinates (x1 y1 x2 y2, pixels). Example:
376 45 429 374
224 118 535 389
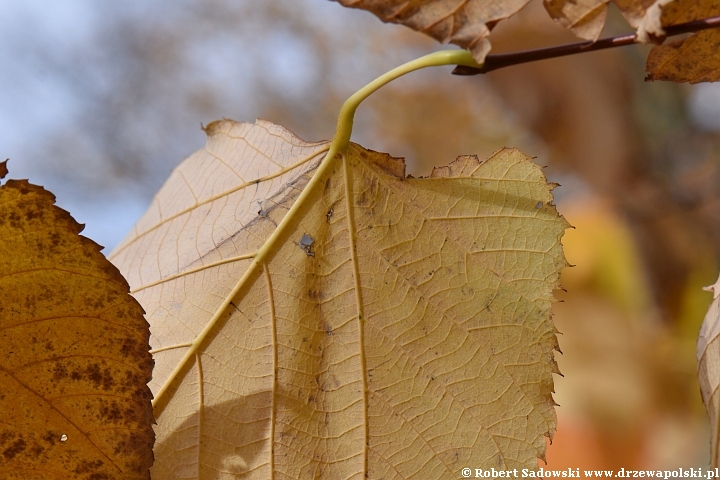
330 49 481 154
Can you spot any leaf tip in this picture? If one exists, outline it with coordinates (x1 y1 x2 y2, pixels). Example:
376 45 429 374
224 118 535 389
704 273 720 299
203 118 254 137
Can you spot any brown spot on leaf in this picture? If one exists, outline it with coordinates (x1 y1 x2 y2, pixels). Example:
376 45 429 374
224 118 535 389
100 401 124 422
2 438 26 460
53 364 69 381
88 474 111 480
0 431 14 447
41 431 57 446
74 459 104 474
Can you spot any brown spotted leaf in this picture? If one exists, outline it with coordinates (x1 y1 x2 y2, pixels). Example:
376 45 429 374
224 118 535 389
111 119 568 478
0 174 154 479
332 0 534 63
645 0 720 83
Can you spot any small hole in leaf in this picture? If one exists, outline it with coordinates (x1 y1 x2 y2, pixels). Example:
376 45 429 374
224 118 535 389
299 234 315 257
60 434 68 442
300 234 314 247
535 201 543 209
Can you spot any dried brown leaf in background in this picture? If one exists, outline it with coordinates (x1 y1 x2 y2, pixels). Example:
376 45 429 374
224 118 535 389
543 0 609 41
332 0 533 63
699 274 720 467
646 29 720 83
110 119 569 478
613 0 675 42
331 0 696 64
645 0 720 83
0 171 154 479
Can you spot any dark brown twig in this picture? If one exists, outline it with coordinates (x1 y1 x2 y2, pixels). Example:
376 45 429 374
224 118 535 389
452 15 720 75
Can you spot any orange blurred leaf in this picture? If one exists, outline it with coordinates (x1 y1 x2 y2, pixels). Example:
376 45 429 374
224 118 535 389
0 174 154 479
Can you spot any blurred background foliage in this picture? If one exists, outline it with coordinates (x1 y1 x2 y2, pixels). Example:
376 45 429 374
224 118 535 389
2 0 720 469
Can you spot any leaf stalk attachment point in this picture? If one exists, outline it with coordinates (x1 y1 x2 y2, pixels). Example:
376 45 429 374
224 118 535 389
330 49 481 154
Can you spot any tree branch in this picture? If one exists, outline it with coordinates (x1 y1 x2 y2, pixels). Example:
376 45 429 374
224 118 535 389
452 15 720 75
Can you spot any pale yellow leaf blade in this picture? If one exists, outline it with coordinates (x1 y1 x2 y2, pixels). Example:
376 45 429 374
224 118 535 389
699 274 720 467
111 120 568 478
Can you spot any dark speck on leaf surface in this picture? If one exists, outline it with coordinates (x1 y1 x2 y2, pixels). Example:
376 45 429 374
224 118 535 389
299 234 315 257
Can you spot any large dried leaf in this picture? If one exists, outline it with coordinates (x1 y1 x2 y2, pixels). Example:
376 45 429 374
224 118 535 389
331 0 533 64
645 1 720 83
0 170 154 479
699 274 720 467
543 0 609 41
110 119 568 478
